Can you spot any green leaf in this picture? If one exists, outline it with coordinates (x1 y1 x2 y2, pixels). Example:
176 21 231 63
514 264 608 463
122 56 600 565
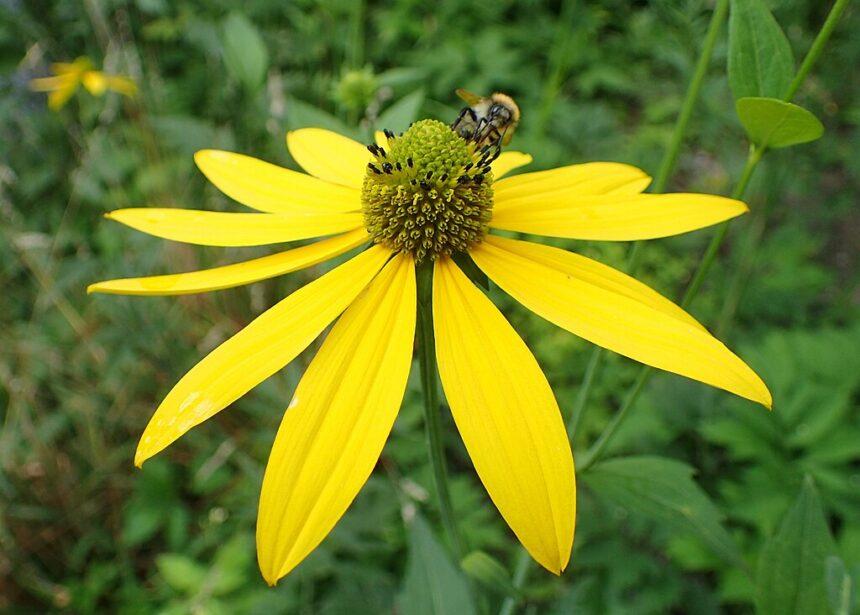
584 456 743 567
286 97 360 140
826 556 855 615
156 554 208 594
211 533 253 596
736 97 824 149
222 12 269 92
377 90 425 134
756 477 837 615
461 551 520 599
398 514 476 615
377 67 427 88
728 0 794 100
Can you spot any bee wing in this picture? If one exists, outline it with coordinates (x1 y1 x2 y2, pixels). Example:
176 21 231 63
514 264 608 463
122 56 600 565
455 88 484 106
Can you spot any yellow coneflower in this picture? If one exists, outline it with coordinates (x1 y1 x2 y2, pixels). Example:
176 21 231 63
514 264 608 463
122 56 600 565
30 56 136 110
90 119 770 585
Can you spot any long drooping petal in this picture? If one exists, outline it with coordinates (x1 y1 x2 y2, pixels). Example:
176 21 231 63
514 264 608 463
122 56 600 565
257 253 416 585
29 74 75 91
134 245 391 466
194 150 360 213
103 74 137 97
491 152 533 179
481 236 705 330
287 129 369 189
491 191 748 241
106 208 363 247
472 236 772 407
30 74 80 110
433 257 576 574
493 162 652 205
87 229 368 296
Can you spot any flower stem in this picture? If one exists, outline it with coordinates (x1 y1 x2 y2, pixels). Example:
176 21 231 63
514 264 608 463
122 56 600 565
577 364 651 472
579 0 850 471
579 142 765 473
566 346 604 439
782 0 851 101
535 0 580 137
564 0 729 440
416 261 465 559
680 145 763 305
653 0 730 193
506 5 731 610
499 551 532 615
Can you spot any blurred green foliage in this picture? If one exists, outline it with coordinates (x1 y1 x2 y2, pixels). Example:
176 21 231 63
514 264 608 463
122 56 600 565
1 0 858 613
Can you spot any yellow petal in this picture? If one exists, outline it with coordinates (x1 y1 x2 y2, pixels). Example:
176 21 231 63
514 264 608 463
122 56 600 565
472 238 772 407
103 74 137 97
483 235 704 330
82 71 108 96
491 192 748 241
106 208 363 247
433 257 576 574
287 129 369 189
494 162 651 206
491 151 532 179
257 252 416 584
87 228 368 296
374 130 388 149
46 81 80 110
134 245 391 466
52 58 92 75
194 150 359 214
29 74 76 92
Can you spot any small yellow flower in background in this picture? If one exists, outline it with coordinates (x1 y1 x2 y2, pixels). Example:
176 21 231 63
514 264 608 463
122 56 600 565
30 56 136 110
90 119 771 585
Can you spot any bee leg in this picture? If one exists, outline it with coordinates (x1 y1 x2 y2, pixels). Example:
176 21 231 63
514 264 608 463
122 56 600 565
472 117 490 146
452 107 478 139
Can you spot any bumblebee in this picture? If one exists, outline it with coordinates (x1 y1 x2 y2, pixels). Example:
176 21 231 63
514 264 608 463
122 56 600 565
451 88 520 149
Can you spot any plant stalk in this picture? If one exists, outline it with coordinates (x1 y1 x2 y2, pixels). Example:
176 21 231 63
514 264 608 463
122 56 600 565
579 0 851 470
416 262 465 559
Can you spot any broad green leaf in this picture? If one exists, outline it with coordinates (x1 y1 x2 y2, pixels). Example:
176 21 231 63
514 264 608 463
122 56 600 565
377 89 425 134
584 456 743 567
286 97 360 140
222 13 269 92
826 556 855 615
756 477 837 615
376 67 426 88
736 98 824 149
461 551 520 599
398 514 477 615
728 0 794 100
156 554 207 594
211 533 253 596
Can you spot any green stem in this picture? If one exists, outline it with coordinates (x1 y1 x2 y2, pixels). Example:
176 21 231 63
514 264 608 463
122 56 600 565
502 4 732 609
579 142 765 472
579 0 851 468
680 145 763 305
499 551 532 615
577 366 651 472
535 0 579 136
653 0 730 193
564 0 729 442
416 262 465 559
566 347 604 439
347 0 365 69
782 0 852 101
